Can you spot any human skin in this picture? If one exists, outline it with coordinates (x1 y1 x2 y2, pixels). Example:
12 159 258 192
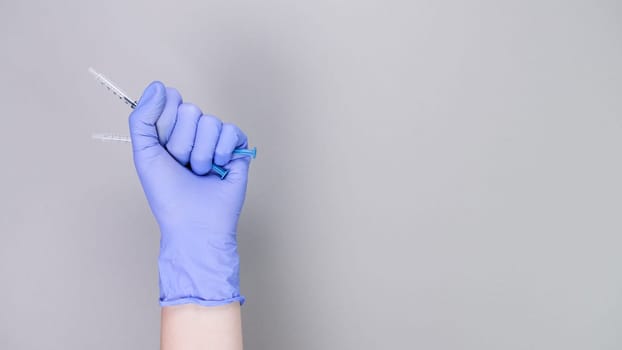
161 303 243 350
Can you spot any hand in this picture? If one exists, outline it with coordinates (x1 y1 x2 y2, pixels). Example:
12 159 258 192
128 81 250 306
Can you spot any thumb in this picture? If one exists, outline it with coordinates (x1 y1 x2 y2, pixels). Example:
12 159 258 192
129 81 167 153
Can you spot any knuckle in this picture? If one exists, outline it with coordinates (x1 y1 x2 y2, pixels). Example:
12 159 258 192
166 87 182 101
178 102 202 117
221 122 236 133
200 114 222 130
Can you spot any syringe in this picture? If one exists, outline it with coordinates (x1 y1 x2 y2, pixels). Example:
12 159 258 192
88 68 137 109
89 68 256 179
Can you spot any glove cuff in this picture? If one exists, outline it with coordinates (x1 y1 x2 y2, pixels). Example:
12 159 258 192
157 230 244 307
160 296 245 307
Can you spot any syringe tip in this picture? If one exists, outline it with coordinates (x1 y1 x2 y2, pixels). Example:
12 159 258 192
88 67 99 77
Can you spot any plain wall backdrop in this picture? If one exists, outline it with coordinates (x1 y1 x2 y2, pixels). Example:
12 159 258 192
1 0 621 349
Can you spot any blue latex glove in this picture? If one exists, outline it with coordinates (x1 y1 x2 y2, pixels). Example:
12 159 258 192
128 81 251 306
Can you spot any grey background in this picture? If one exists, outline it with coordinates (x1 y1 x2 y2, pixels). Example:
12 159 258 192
1 0 621 349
